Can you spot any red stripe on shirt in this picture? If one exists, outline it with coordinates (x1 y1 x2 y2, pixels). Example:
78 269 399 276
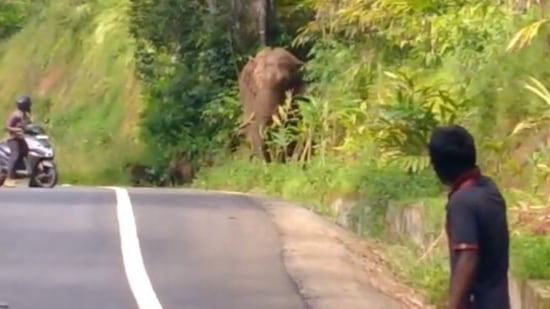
452 243 479 251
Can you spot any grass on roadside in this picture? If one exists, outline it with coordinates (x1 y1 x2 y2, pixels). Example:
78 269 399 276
0 0 143 184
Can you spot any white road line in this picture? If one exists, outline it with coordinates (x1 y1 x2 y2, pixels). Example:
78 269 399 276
106 186 163 309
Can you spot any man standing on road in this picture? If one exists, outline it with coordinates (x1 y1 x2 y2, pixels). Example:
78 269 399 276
428 125 510 309
3 95 32 188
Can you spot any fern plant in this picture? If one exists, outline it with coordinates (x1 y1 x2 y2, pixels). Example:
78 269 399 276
371 70 461 173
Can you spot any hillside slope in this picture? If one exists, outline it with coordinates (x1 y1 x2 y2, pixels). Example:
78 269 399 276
0 0 142 184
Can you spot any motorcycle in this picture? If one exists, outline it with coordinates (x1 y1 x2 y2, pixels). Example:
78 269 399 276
0 123 58 188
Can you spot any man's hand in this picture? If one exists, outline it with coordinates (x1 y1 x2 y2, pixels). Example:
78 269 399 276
12 127 24 138
449 250 478 309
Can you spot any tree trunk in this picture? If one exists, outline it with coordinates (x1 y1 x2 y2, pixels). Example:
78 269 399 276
256 0 267 46
206 0 217 14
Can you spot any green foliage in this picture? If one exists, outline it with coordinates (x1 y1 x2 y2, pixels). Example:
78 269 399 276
129 0 245 164
127 0 318 169
3 0 548 301
371 70 463 173
384 244 448 306
0 0 36 40
350 166 441 237
190 0 550 304
194 155 441 222
512 234 550 280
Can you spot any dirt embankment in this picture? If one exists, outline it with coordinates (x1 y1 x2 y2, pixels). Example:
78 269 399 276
260 198 430 309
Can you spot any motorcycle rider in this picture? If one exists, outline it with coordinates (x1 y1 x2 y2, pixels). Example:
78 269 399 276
3 95 32 187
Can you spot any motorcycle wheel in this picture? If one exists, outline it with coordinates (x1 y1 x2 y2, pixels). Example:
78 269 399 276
0 161 6 187
29 160 58 188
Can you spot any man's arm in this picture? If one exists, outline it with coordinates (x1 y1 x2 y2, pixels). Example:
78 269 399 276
5 112 22 134
450 251 479 308
448 196 479 309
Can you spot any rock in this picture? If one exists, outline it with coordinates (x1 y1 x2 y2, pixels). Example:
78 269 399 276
510 278 550 309
331 197 356 228
385 201 427 248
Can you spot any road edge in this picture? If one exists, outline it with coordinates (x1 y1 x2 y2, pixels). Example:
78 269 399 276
205 190 429 309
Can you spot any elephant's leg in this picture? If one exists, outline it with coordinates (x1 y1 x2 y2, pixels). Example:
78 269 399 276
249 124 271 163
285 139 298 163
276 151 286 164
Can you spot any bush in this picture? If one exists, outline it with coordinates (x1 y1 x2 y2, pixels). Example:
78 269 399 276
512 233 550 280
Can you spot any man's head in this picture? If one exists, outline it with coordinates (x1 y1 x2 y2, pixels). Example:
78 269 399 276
15 95 32 113
428 125 477 185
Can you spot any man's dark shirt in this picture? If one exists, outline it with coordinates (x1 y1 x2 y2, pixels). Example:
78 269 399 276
446 175 510 309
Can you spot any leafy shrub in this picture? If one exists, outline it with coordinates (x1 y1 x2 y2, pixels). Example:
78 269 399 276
511 233 550 280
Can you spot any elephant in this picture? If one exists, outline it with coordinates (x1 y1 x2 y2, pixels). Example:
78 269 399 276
237 46 307 163
166 155 196 186
125 163 154 187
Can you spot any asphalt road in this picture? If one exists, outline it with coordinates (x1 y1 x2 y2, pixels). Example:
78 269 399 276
0 187 306 309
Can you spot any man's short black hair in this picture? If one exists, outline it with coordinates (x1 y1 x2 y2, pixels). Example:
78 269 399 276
428 125 477 184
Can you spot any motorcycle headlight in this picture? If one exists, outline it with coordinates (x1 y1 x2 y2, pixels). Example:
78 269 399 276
35 137 50 147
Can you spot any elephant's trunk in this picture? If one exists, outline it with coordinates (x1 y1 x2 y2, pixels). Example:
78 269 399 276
237 112 255 132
